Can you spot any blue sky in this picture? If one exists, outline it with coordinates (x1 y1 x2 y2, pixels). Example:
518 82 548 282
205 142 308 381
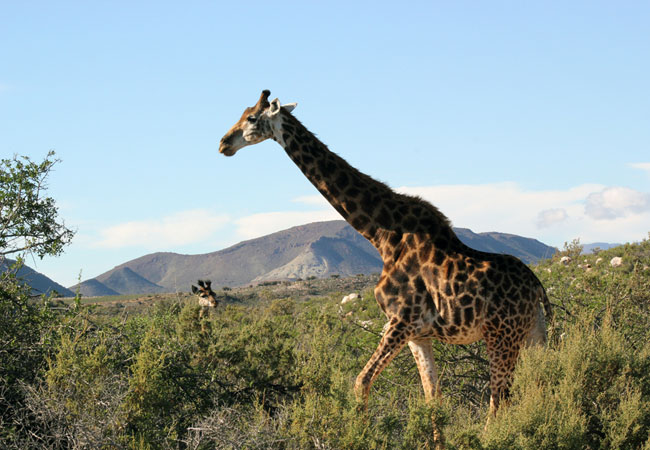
2 1 649 287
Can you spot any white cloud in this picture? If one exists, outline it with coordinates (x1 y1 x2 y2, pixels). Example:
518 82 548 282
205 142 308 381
292 195 330 207
629 162 650 175
93 209 230 249
536 208 568 228
397 182 600 233
397 182 650 246
585 186 650 220
235 209 341 240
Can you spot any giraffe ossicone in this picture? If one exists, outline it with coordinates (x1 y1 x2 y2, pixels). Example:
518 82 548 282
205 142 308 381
219 90 552 418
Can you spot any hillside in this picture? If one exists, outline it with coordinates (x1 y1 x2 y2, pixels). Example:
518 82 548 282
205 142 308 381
96 267 166 295
78 220 558 294
1 258 74 297
454 228 557 263
71 279 121 297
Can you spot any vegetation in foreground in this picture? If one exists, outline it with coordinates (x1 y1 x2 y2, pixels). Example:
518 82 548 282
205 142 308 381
1 238 649 449
2 149 650 449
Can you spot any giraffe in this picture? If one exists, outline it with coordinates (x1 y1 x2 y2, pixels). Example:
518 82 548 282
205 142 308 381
191 279 219 319
218 90 552 418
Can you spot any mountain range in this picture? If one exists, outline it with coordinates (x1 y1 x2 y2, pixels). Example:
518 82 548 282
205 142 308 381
2 220 569 297
69 220 558 296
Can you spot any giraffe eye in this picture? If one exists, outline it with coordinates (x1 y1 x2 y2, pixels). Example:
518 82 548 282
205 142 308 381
247 115 257 123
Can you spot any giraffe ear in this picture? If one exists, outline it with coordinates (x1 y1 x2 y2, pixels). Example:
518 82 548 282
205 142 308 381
268 98 282 117
282 103 297 113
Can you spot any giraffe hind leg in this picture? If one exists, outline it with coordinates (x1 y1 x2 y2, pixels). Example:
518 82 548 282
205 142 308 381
485 335 522 416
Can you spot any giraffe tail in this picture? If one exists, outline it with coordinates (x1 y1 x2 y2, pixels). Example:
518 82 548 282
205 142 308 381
540 286 553 324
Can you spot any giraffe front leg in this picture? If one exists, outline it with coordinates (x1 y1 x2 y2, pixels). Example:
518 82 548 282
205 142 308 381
354 322 408 409
408 339 441 402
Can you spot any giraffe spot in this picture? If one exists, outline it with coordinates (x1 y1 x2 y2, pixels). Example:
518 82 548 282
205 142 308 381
388 230 401 247
467 280 478 296
361 193 377 215
464 307 474 325
347 187 360 198
403 215 417 229
435 237 449 249
352 215 370 230
336 172 349 189
424 292 436 312
392 269 409 284
433 251 445 266
446 325 459 336
377 208 390 229
414 276 426 293
384 279 399 296
459 294 473 307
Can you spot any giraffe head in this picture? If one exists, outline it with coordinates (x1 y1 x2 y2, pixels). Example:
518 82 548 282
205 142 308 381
191 279 219 308
219 90 297 156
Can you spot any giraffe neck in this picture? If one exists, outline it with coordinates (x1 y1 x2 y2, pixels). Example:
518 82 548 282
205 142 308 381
271 111 458 257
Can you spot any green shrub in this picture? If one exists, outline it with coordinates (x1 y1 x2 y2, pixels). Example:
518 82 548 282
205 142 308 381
483 313 650 449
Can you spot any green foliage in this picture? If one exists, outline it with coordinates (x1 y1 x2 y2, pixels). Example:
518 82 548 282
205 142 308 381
0 151 74 258
482 314 650 449
2 238 650 448
0 261 60 444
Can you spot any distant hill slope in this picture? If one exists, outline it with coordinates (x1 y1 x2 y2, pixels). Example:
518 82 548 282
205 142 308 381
1 258 74 297
96 267 166 295
582 242 621 254
79 220 558 294
71 279 121 297
454 228 557 264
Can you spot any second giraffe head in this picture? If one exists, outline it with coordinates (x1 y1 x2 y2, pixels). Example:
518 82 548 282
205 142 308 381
191 279 219 308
